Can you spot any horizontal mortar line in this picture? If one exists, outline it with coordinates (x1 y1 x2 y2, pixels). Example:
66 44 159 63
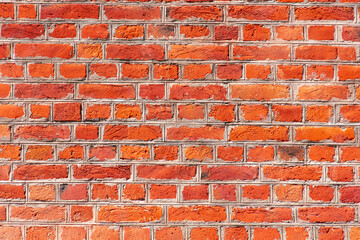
4 122 360 126
4 142 360 146
4 59 360 64
5 39 360 44
1 222 360 226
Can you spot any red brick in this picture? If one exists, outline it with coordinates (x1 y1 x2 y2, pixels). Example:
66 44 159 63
0 83 8 101
224 227 248 240
139 84 165 100
215 25 238 40
98 206 162 222
247 146 274 162
41 4 99 19
275 185 303 202
309 185 334 202
0 104 24 119
85 104 111 120
77 44 102 59
90 63 117 79
295 127 354 142
240 105 268 121
231 84 289 101
11 206 65 221
242 185 270 200
190 227 218 240
263 166 322 181
308 25 335 40
154 146 178 161
319 228 344 240
25 145 53 161
137 165 196 180
0 4 13 19
0 226 22 240
91 226 119 240
0 145 21 160
184 64 212 80
170 84 226 100
297 85 349 100
155 227 183 240
307 65 334 80
104 5 161 20
229 5 289 21
232 207 292 223
253 228 280 240
169 45 228 60
28 63 54 78
78 84 135 99
168 6 222 21
154 64 178 80
92 184 119 200
148 25 175 39
107 44 164 60
14 165 67 180
217 146 243 162
339 65 360 80
58 145 84 160
295 6 354 20
2 24 44 39
115 104 142 120
298 207 355 222
0 184 25 199
233 45 290 60
273 105 302 122
81 24 108 39
26 227 55 240
201 166 258 180
146 104 173 120
49 24 76 38
60 184 88 201
217 64 242 80
229 126 288 141
103 125 162 141
306 105 332 122
74 165 131 180
246 64 271 80
167 126 224 140
183 185 208 200
180 25 210 38
285 227 309 240
15 125 70 141
328 166 354 182
295 46 337 60
309 146 335 162
18 4 36 19
121 145 149 160
277 65 303 80
123 227 150 240
276 26 304 40
115 25 144 39
61 227 86 240
168 206 226 222
54 103 81 121
150 184 177 199
15 43 73 59
243 25 270 41
123 184 145 200
213 184 236 201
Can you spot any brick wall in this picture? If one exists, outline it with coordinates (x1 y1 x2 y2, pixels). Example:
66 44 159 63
0 1 360 240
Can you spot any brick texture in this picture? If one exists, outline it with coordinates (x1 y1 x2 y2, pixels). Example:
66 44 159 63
1 1 360 239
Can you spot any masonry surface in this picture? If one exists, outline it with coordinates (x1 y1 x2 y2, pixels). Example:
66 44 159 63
1 1 360 240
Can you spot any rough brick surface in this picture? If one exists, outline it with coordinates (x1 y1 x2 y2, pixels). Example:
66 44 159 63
2 1 360 239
